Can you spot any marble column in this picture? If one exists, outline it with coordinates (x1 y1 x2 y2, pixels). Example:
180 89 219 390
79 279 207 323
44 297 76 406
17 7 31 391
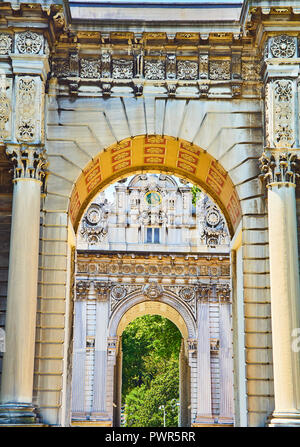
260 149 300 426
0 144 47 423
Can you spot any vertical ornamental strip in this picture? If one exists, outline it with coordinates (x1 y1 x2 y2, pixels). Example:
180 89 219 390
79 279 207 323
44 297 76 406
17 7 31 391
260 34 300 426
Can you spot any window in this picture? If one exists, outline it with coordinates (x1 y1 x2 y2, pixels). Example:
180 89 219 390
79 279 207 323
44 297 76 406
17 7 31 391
146 227 160 244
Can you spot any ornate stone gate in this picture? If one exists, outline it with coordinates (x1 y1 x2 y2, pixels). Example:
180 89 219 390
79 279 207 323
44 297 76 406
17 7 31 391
71 251 232 427
0 0 300 428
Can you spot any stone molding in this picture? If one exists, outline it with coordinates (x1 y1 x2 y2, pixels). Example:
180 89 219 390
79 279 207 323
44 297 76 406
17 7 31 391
260 149 300 187
5 143 48 183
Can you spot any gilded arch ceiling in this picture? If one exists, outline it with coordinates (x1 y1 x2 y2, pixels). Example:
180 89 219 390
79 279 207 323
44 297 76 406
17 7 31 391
69 135 242 235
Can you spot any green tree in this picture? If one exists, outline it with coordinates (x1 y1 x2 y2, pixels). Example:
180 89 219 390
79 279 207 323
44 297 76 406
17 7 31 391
121 315 182 427
191 185 201 206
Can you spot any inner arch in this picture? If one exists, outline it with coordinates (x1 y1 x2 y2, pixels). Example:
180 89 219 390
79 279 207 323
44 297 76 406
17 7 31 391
116 301 189 339
69 135 241 235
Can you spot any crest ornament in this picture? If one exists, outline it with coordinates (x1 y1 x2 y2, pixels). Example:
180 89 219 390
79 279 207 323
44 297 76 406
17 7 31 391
143 282 163 299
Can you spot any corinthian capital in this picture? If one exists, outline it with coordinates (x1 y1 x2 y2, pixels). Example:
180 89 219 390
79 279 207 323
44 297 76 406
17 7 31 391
259 149 300 186
6 144 48 183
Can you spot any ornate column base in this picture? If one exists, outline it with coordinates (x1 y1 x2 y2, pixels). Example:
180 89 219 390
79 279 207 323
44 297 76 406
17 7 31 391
267 411 300 427
0 403 39 425
192 414 215 427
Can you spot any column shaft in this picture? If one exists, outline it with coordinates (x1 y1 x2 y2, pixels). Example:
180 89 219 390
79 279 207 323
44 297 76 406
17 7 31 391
267 183 300 422
1 179 41 403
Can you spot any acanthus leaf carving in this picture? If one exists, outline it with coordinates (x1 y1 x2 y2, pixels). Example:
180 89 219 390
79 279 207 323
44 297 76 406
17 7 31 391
6 144 48 183
259 150 300 186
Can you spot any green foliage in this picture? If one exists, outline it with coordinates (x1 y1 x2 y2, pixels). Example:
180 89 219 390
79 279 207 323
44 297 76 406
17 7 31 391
191 185 201 206
122 315 182 427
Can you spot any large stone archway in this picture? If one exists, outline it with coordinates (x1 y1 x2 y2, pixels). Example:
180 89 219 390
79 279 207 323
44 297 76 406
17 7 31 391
2 1 300 430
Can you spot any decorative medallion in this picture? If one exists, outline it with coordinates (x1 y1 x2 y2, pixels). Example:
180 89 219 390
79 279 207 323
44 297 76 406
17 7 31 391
16 31 43 55
111 285 127 301
143 282 163 299
179 287 196 301
144 190 162 206
270 35 296 58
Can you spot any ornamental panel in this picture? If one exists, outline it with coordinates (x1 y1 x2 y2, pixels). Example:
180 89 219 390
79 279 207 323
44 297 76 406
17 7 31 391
15 31 44 55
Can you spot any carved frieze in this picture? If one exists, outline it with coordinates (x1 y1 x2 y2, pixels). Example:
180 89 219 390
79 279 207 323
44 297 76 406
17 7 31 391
177 60 198 80
112 59 134 79
144 59 165 80
0 34 12 55
241 62 261 81
209 60 231 80
15 31 43 55
80 59 101 79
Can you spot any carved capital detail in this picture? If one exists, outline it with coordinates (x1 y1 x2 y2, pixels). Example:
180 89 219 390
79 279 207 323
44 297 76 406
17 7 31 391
6 144 48 183
216 284 231 302
260 149 300 186
75 280 90 300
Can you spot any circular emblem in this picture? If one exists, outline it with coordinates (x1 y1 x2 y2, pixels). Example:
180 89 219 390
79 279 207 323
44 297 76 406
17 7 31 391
144 191 162 206
179 287 195 302
86 205 101 225
111 285 127 301
206 210 220 227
